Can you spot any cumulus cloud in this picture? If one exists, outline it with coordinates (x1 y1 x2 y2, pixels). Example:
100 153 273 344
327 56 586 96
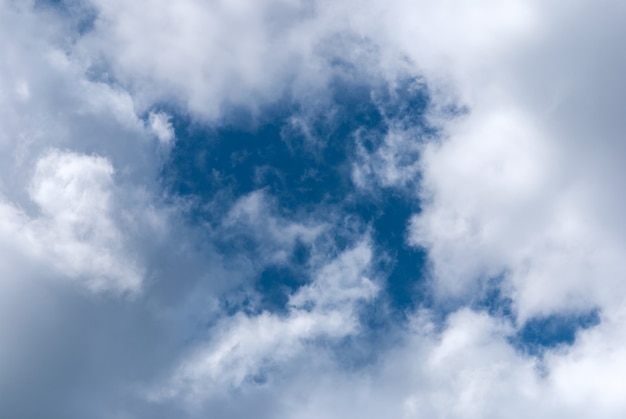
27 149 143 292
2 0 626 418
159 241 377 403
408 1 626 321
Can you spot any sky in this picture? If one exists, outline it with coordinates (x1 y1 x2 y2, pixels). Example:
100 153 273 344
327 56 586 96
2 0 626 417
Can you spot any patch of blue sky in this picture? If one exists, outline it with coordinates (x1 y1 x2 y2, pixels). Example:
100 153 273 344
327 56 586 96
472 276 601 353
511 309 601 356
162 78 431 322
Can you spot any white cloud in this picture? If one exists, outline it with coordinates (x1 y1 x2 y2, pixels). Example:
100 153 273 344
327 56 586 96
222 190 325 263
2 0 626 418
157 240 378 403
149 111 175 146
289 241 377 310
406 0 626 321
194 308 622 419
27 149 143 292
0 149 146 293
409 108 559 303
77 0 332 117
352 127 423 191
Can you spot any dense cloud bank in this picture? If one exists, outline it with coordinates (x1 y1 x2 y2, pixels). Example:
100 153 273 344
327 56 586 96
2 0 626 417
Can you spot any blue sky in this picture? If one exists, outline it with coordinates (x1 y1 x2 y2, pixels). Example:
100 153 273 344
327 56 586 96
2 0 626 418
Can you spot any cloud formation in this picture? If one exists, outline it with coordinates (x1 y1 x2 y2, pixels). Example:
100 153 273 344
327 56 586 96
2 0 626 417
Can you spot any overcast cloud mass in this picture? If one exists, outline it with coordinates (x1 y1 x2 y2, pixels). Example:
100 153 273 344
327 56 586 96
2 0 626 417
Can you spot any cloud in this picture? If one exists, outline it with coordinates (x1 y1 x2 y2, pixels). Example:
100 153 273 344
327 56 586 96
26 149 143 292
2 0 626 418
407 0 626 322
220 190 326 265
76 0 333 117
156 240 378 404
149 111 175 146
